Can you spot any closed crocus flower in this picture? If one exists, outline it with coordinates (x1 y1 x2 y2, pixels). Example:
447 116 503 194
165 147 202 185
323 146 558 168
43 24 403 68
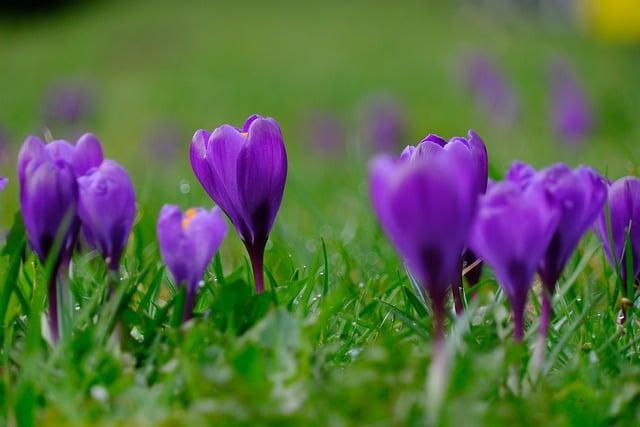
469 180 560 341
362 95 407 153
157 205 227 320
594 177 640 290
190 114 287 293
401 131 488 311
78 160 136 271
369 151 477 340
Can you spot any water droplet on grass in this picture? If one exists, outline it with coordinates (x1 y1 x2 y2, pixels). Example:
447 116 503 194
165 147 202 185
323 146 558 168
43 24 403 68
179 179 191 194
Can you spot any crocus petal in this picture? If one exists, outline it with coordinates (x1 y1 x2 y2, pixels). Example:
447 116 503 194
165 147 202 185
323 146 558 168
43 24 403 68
0 177 7 191
237 116 287 244
74 133 104 176
17 135 47 184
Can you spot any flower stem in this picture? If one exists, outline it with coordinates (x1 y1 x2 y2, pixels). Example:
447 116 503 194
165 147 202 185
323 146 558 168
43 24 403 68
48 273 59 343
513 308 524 342
183 287 196 322
247 240 266 294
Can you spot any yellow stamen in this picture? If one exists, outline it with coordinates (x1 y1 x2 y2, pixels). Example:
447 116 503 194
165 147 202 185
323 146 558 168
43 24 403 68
240 132 248 137
182 208 198 230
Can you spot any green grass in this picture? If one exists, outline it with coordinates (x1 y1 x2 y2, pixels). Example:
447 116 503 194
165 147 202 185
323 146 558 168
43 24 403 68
1 1 640 425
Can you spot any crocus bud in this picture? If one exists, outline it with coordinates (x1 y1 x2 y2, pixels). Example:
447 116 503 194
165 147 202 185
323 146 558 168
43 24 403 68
369 150 477 340
594 177 640 288
400 131 488 311
157 205 227 320
190 114 287 293
18 136 84 262
78 160 136 270
469 179 560 341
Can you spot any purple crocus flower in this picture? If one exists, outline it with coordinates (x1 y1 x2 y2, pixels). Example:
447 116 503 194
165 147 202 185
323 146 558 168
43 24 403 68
462 52 519 127
401 131 488 312
190 114 287 293
369 149 478 340
18 133 103 342
469 179 560 341
157 205 227 320
549 60 593 145
362 95 407 153
78 160 136 271
0 177 7 191
594 177 640 289
507 162 607 342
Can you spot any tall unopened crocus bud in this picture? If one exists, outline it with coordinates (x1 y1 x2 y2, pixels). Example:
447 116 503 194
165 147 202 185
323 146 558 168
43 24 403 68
594 177 640 293
549 60 593 146
462 52 519 127
469 179 560 341
369 151 477 341
78 160 136 271
401 131 488 312
190 114 287 293
157 205 227 321
18 135 89 342
362 95 407 153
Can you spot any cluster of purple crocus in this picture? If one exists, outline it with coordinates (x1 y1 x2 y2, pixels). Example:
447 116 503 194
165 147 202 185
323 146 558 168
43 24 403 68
369 130 639 357
18 133 135 341
14 113 286 341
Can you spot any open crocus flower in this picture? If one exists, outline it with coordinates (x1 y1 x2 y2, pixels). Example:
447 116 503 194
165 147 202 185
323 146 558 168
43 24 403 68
369 150 477 340
78 160 137 271
594 177 640 294
400 131 488 312
469 179 560 341
190 114 287 293
157 205 227 321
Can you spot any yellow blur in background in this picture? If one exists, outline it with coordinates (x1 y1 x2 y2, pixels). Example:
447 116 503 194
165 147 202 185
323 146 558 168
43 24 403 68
583 0 640 42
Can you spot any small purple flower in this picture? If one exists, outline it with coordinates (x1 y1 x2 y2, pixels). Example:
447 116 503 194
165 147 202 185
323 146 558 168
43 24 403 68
361 95 407 153
594 177 640 287
549 59 593 145
369 150 478 339
401 131 488 310
303 111 346 154
469 180 560 341
78 160 137 271
462 52 519 127
43 80 96 125
157 205 227 320
0 177 7 191
190 114 287 293
144 121 184 162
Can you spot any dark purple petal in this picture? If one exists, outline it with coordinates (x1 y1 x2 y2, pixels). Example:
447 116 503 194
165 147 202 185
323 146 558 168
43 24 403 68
237 116 287 244
17 135 47 184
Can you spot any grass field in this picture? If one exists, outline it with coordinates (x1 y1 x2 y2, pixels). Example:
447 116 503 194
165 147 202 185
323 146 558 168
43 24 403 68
1 1 640 425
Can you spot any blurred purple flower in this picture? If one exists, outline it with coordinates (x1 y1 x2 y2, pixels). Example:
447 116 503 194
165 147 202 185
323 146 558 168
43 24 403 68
594 177 640 288
43 80 96 125
0 177 7 192
362 95 407 153
369 146 478 339
549 60 593 145
507 162 607 342
462 53 519 127
400 130 488 312
190 114 287 293
469 178 560 341
303 111 346 154
78 160 137 271
157 205 227 320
